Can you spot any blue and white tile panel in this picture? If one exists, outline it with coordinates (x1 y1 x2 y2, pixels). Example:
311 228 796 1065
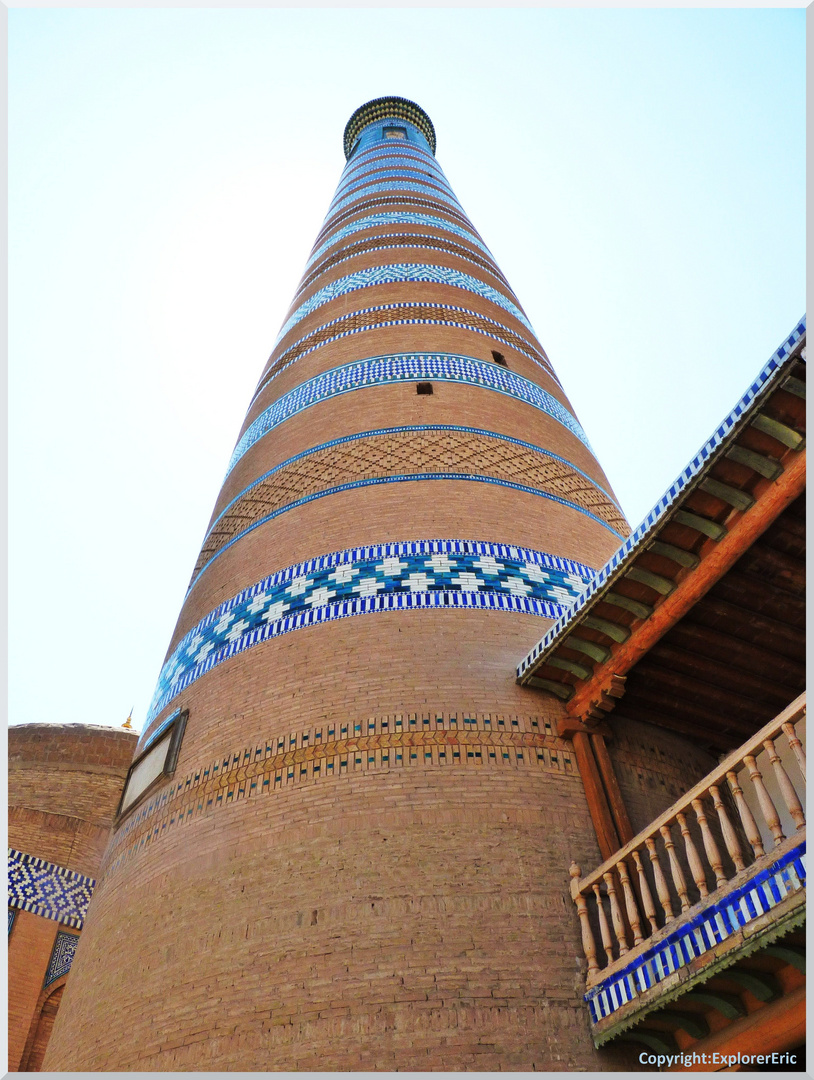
517 314 807 679
233 353 587 477
332 167 454 205
143 540 596 735
306 212 493 269
274 263 533 348
44 930 80 987
326 180 464 221
7 849 96 930
586 840 807 1025
298 236 506 300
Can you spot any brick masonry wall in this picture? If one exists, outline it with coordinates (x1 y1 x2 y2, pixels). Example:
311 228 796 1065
8 724 136 1072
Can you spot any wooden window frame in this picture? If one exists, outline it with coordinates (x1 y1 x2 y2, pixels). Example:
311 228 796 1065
115 709 188 823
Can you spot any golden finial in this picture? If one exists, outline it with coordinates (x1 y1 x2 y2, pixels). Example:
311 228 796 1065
122 708 134 731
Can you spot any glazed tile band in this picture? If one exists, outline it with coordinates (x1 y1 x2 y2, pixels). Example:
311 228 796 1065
197 427 627 584
313 194 474 247
148 540 596 726
305 211 493 269
123 714 575 870
325 180 465 222
45 931 80 988
296 234 509 300
252 315 558 409
341 151 447 186
332 166 455 204
7 849 96 929
275 264 532 350
235 353 582 476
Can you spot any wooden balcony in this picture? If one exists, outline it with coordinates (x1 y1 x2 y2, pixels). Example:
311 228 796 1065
569 693 806 1051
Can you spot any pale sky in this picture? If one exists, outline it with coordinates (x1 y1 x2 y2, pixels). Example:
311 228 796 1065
8 8 805 732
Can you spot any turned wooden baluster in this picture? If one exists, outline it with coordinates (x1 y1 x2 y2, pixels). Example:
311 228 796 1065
781 721 806 783
631 848 659 934
616 858 644 946
709 784 745 872
727 769 765 858
645 836 674 920
569 863 599 976
763 737 805 832
743 754 785 846
603 870 629 956
677 810 709 898
692 796 727 889
659 823 691 912
592 883 614 966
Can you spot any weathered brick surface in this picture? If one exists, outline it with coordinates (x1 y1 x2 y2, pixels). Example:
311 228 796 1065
8 724 136 1071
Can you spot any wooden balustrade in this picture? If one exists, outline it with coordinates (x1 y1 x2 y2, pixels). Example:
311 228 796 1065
569 693 805 981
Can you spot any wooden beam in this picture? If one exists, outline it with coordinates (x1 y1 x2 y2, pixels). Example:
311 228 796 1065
570 731 620 862
646 640 794 705
647 540 701 569
623 566 676 595
724 970 782 1002
590 732 634 846
526 676 572 700
627 660 774 723
602 591 654 620
644 1010 709 1040
699 476 755 512
582 615 630 644
546 656 593 680
691 595 804 657
782 374 806 399
563 635 611 664
665 985 805 1071
725 444 783 480
679 990 746 1019
751 412 805 450
666 621 806 685
619 681 758 737
563 450 805 720
672 509 727 541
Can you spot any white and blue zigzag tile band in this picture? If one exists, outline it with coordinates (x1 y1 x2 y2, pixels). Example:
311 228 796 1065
306 212 493 269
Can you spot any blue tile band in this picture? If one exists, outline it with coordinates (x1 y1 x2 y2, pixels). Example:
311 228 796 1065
7 849 96 929
306 212 493 269
236 352 582 476
326 180 464 221
340 152 448 187
274 263 532 347
332 167 454 205
298 235 506 298
585 840 807 1024
143 540 596 734
315 193 473 244
517 314 807 679
44 930 80 987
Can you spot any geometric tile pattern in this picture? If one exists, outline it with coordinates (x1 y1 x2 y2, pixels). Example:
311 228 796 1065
44 930 80 987
342 148 442 177
274 262 533 347
146 540 597 725
586 840 807 1024
331 167 454 205
124 711 575 860
7 849 96 929
256 311 558 404
306 211 493 269
315 194 473 243
235 352 583 475
206 427 626 581
327 180 464 220
297 234 508 299
517 313 808 678
337 158 449 196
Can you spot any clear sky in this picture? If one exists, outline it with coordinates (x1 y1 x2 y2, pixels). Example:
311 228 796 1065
8 8 805 732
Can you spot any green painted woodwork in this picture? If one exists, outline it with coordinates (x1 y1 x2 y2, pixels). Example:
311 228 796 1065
782 375 806 399
546 656 593 680
623 566 676 595
699 477 755 512
602 591 654 620
672 509 727 541
564 635 612 663
526 676 573 700
582 615 630 644
680 990 746 1019
725 969 782 1002
763 944 805 973
648 1010 709 1040
647 539 701 569
724 444 783 480
751 412 805 450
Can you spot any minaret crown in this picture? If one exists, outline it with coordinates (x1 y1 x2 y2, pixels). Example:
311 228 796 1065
343 96 436 159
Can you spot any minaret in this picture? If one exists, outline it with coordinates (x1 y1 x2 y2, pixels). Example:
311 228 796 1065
45 98 637 1071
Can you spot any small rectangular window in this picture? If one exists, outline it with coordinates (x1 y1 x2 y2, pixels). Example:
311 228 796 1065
416 382 433 395
383 126 407 140
116 710 188 820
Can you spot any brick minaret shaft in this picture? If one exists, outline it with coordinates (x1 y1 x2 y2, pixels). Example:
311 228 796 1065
45 97 655 1071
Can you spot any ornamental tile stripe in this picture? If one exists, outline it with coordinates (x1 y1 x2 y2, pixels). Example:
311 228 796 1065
145 540 597 726
306 212 493 269
44 930 80 987
341 153 447 188
332 167 454 204
585 841 807 1024
236 353 581 476
315 194 473 246
126 712 574 851
517 314 807 678
325 181 464 222
254 312 558 409
274 264 532 348
7 849 96 929
297 235 508 300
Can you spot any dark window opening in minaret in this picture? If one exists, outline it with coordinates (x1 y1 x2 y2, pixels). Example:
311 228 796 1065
416 383 433 395
491 351 508 366
384 126 407 140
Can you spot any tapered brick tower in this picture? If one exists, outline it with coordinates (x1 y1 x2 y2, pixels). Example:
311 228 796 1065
44 97 648 1070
